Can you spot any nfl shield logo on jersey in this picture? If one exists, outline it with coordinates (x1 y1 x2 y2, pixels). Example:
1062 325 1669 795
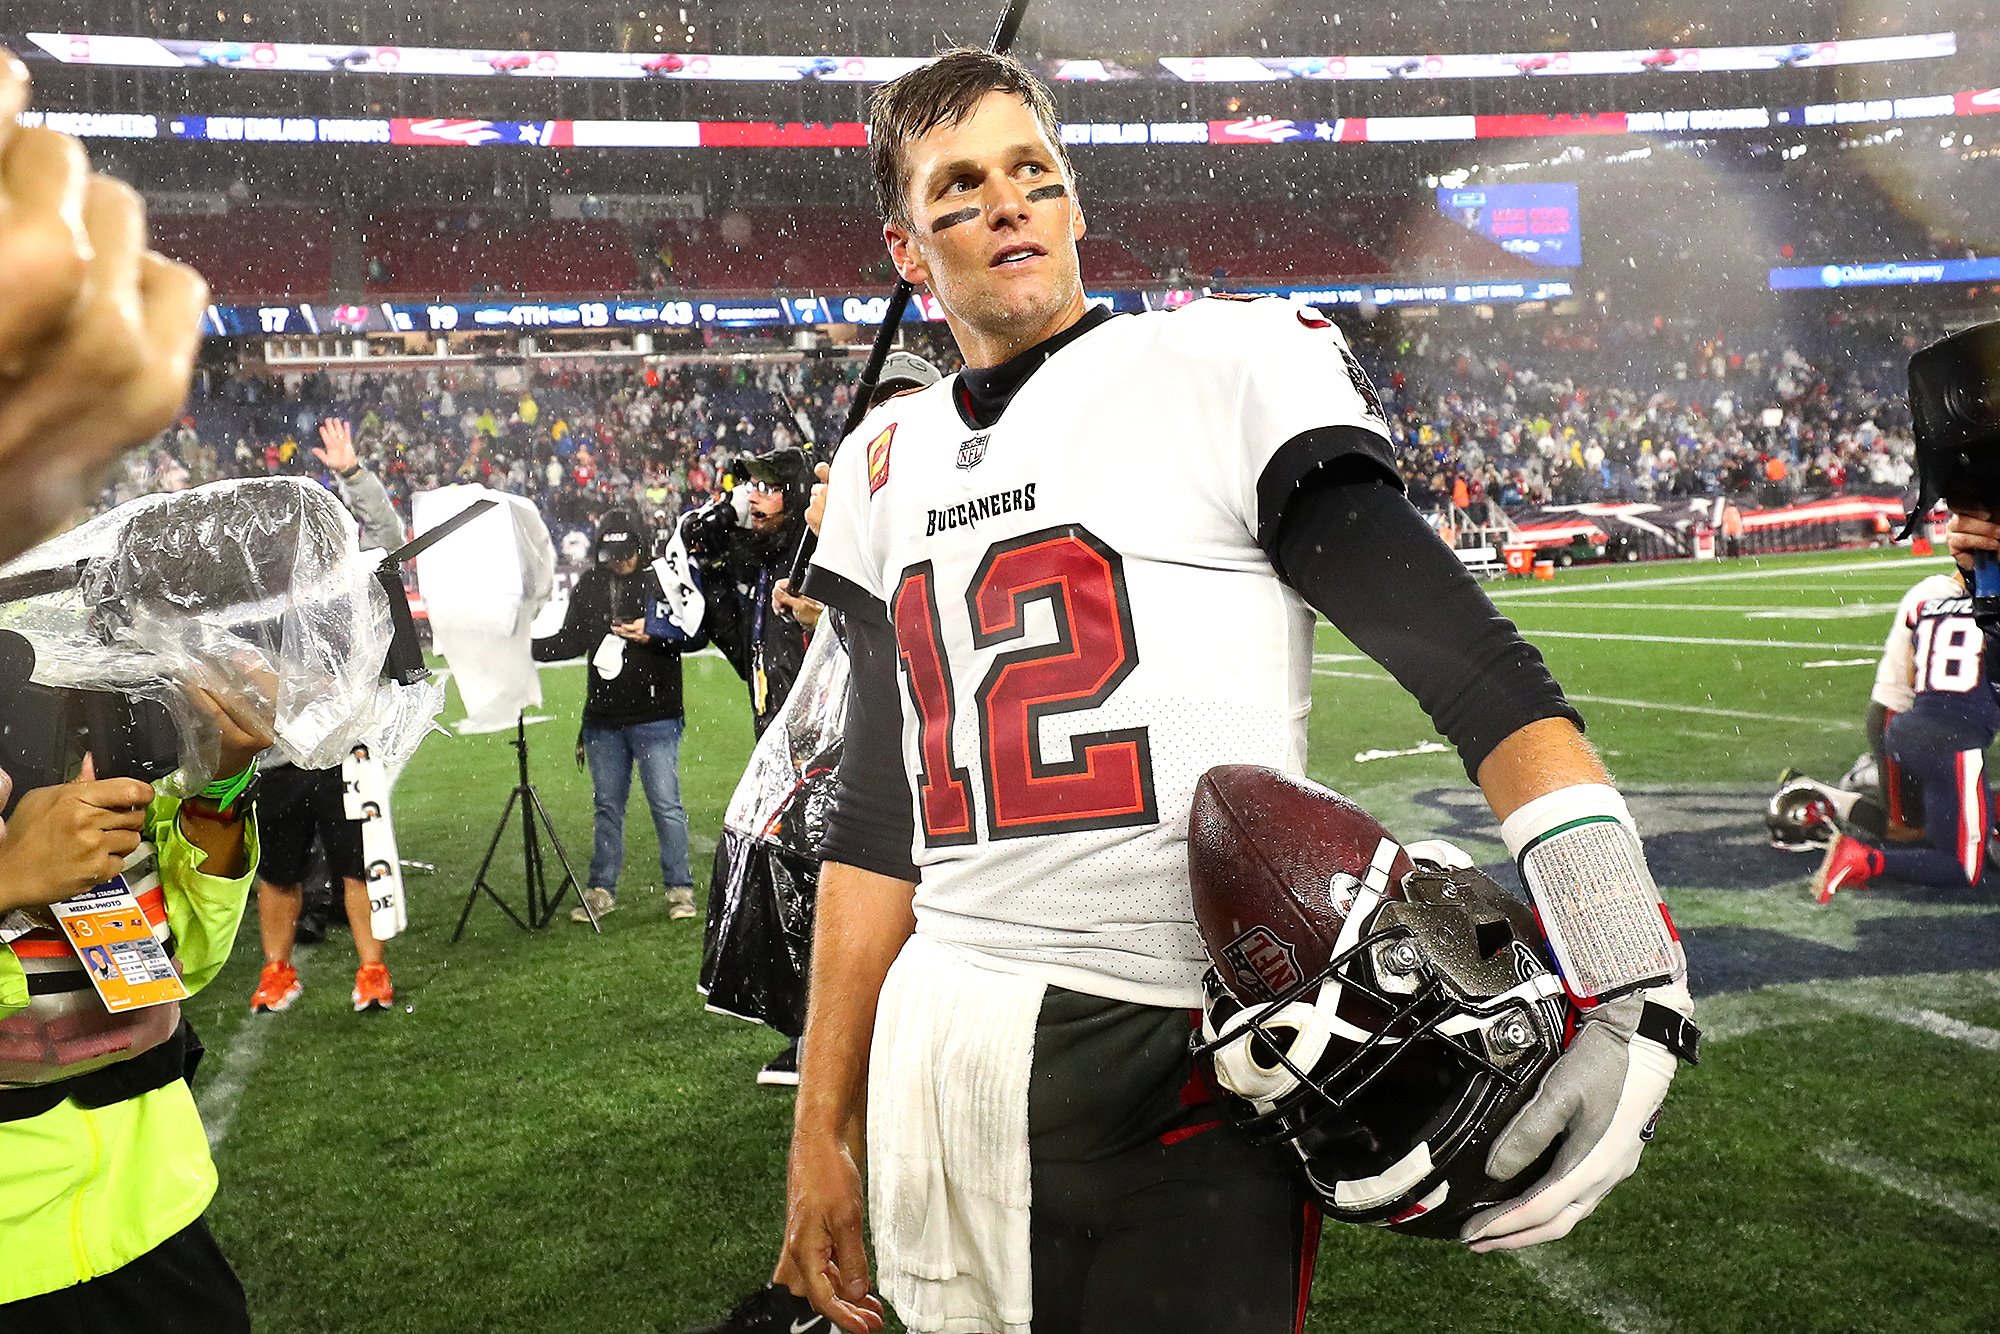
956 433 989 471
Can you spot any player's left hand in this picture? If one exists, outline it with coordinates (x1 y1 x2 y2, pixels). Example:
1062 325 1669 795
1945 505 1998 571
772 577 822 627
612 618 651 644
1460 982 1691 1251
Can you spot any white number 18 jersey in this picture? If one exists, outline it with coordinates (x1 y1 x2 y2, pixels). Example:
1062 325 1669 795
810 297 1394 1007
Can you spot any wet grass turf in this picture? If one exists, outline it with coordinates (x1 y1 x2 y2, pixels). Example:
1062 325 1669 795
184 548 2000 1333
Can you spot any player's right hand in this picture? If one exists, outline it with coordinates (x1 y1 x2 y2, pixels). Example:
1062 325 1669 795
806 461 830 536
780 1129 884 1333
0 51 209 566
0 756 155 914
1946 505 1999 571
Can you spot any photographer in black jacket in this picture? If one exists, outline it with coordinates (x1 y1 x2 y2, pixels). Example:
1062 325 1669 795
685 446 820 740
533 509 703 923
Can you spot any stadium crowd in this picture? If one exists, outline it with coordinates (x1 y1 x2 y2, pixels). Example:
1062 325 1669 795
1365 311 1924 520
96 311 1926 552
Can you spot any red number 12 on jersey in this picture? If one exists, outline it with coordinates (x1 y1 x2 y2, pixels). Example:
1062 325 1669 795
894 525 1158 845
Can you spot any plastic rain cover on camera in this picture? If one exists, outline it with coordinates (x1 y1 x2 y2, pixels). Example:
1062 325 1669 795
699 619 849 1034
0 477 442 784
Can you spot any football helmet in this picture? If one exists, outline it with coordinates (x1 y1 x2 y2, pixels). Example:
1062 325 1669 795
1767 770 1841 851
1187 765 1572 1238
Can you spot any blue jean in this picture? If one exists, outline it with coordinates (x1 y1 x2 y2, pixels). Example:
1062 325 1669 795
582 717 693 894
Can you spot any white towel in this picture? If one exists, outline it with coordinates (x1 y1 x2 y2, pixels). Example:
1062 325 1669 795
869 934 1045 1334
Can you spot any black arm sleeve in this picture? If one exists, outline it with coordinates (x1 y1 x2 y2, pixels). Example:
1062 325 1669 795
817 597 920 883
1266 463 1584 781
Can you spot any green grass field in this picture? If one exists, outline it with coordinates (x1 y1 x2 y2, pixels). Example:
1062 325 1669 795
184 547 2000 1334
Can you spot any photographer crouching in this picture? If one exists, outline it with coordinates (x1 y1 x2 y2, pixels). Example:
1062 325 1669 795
534 508 703 923
1 684 272 1330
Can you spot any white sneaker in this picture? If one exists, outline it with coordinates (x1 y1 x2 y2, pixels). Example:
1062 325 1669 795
570 887 617 923
666 886 697 920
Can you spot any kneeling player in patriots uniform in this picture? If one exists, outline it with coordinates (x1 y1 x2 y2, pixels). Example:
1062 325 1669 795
779 50 1698 1334
1814 569 1998 901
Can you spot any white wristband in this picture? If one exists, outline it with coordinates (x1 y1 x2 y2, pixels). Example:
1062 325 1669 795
1501 784 1685 1001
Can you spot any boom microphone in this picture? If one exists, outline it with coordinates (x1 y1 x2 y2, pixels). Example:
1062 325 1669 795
787 0 1036 587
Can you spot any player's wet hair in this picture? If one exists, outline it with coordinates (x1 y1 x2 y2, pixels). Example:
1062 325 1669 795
869 48 1073 231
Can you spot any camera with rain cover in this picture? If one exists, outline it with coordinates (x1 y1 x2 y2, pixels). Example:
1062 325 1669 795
0 478 450 815
1906 321 2000 626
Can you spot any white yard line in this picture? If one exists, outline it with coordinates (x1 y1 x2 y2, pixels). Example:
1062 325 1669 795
1837 1001 2000 1052
197 943 316 1151
1308 672 1849 728
1566 694 1851 728
1487 557 1951 598
1800 659 1876 669
1486 601 1896 614
1512 1246 1680 1334
1820 1143 2000 1231
1517 630 1884 652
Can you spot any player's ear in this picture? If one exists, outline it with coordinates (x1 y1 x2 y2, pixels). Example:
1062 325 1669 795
884 221 930 287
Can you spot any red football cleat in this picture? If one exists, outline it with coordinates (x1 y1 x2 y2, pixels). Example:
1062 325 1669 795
1812 836 1882 905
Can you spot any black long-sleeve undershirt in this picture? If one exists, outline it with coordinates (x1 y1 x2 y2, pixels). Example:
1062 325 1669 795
816 462 1582 883
1268 460 1583 781
816 599 921 881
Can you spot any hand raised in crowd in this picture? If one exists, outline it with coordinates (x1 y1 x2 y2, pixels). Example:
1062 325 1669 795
771 578 822 628
0 51 208 565
1946 505 1999 570
805 461 831 536
0 757 155 915
312 417 358 474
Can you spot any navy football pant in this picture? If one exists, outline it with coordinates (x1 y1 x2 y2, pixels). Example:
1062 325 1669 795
1882 714 1989 887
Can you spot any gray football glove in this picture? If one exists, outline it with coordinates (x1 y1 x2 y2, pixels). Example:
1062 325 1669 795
1460 981 1698 1252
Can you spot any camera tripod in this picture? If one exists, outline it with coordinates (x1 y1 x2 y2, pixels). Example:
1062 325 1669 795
455 712 596 939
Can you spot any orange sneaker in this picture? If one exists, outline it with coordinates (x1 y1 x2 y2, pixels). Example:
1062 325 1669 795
352 961 394 1012
250 960 301 1013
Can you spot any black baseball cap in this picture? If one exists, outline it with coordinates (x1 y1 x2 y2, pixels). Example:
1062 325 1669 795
594 508 647 560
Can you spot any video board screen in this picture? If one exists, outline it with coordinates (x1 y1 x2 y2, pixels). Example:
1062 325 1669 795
1436 184 1581 267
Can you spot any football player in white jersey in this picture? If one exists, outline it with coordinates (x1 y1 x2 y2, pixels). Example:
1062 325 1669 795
778 50 1698 1334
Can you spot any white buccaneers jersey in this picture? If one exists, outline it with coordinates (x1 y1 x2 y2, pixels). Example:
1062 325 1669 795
810 296 1393 1007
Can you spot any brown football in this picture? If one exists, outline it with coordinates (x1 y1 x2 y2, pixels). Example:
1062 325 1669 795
1189 764 1415 1004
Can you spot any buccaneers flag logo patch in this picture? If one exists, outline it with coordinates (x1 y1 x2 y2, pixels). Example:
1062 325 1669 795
866 423 895 495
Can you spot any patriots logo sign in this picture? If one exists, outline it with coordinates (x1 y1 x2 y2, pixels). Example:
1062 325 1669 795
1222 926 1303 998
956 433 989 470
